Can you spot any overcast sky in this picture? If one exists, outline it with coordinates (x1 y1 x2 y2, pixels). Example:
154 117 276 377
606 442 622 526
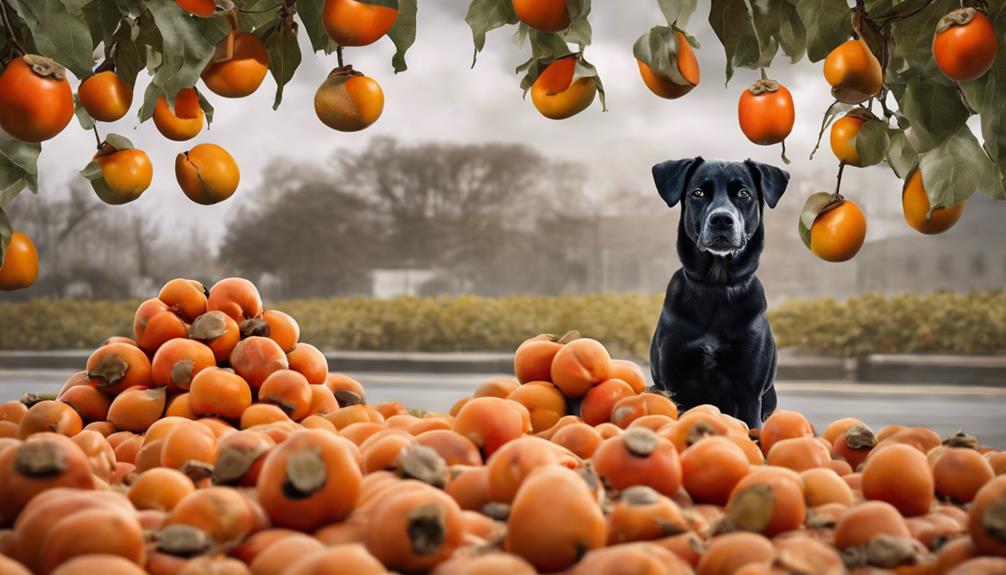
26 1 955 246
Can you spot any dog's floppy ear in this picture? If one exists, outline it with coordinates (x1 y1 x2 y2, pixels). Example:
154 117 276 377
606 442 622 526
744 159 790 209
652 157 703 207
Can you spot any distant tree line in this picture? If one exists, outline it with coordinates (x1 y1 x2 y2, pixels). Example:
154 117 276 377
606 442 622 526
220 137 649 298
3 138 651 300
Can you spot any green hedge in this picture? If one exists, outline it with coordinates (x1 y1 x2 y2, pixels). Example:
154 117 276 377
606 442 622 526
1 291 1003 357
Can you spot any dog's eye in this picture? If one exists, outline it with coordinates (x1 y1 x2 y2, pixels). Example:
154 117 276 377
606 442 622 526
737 189 751 199
691 189 704 198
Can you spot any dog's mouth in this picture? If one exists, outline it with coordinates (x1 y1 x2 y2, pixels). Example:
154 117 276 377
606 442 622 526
698 234 746 258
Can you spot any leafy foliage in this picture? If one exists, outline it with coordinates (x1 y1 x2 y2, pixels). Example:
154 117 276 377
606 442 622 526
2 291 1003 357
0 0 417 247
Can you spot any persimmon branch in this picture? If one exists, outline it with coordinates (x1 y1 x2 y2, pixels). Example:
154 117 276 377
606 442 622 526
0 0 27 56
337 45 344 67
835 161 847 198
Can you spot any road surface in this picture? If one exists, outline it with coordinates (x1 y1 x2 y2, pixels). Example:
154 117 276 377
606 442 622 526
2 369 1005 447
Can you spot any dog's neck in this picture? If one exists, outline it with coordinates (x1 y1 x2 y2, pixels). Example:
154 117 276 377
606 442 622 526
676 216 764 295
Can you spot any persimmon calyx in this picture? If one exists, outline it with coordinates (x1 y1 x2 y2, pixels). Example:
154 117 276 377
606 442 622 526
22 54 66 81
748 79 781 96
936 8 979 34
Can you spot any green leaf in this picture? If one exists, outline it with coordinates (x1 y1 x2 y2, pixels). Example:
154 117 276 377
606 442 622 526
138 83 164 122
809 100 854 160
388 0 417 73
708 0 768 84
0 140 42 202
795 0 852 62
633 26 692 87
853 120 892 168
74 95 96 131
82 0 122 54
144 1 219 109
80 159 104 182
775 2 806 63
886 130 918 179
527 30 572 60
657 0 698 27
798 192 843 250
918 125 1002 209
79 158 120 204
197 89 215 125
565 0 589 22
112 18 146 88
0 206 11 265
897 77 970 153
235 0 283 32
960 5 1006 168
105 133 133 150
889 0 956 80
266 20 302 109
136 3 224 122
869 0 932 22
6 0 96 78
558 16 591 48
296 0 339 54
465 0 517 67
573 57 605 112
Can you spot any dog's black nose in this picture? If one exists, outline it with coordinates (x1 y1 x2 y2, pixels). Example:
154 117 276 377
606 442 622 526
709 213 734 231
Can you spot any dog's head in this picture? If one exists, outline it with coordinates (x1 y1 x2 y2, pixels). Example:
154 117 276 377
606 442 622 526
652 157 789 258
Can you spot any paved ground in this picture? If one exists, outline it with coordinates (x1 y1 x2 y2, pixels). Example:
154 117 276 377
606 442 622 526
3 370 1005 448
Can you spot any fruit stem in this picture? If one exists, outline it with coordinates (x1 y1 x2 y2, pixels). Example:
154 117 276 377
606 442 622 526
92 126 102 149
0 0 27 56
337 45 344 68
834 161 847 200
759 68 768 81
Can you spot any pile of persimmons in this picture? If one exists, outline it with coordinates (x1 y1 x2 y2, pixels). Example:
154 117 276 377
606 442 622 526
0 277 1005 575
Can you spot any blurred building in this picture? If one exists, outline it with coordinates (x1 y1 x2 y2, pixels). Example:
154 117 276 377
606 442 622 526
572 193 1006 303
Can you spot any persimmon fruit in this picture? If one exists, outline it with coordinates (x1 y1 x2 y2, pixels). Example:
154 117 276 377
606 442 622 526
738 79 794 145
862 443 935 517
0 55 74 142
202 32 270 98
323 0 398 46
513 333 566 383
0 231 39 291
256 429 362 531
152 88 204 141
824 38 883 104
159 279 208 323
78 71 132 122
530 57 597 120
903 169 965 235
176 143 240 205
86 342 152 395
315 67 384 132
505 465 606 572
638 31 701 100
512 0 569 32
933 8 997 82
93 147 153 205
809 199 867 263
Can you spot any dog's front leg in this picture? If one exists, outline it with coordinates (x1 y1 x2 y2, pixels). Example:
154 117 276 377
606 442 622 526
736 395 764 429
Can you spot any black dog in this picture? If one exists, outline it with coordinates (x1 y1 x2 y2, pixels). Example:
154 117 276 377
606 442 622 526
649 157 789 428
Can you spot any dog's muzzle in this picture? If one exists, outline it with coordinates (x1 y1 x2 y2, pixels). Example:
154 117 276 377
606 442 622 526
699 208 745 257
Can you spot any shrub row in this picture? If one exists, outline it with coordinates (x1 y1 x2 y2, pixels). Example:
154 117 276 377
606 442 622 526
0 291 1003 357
